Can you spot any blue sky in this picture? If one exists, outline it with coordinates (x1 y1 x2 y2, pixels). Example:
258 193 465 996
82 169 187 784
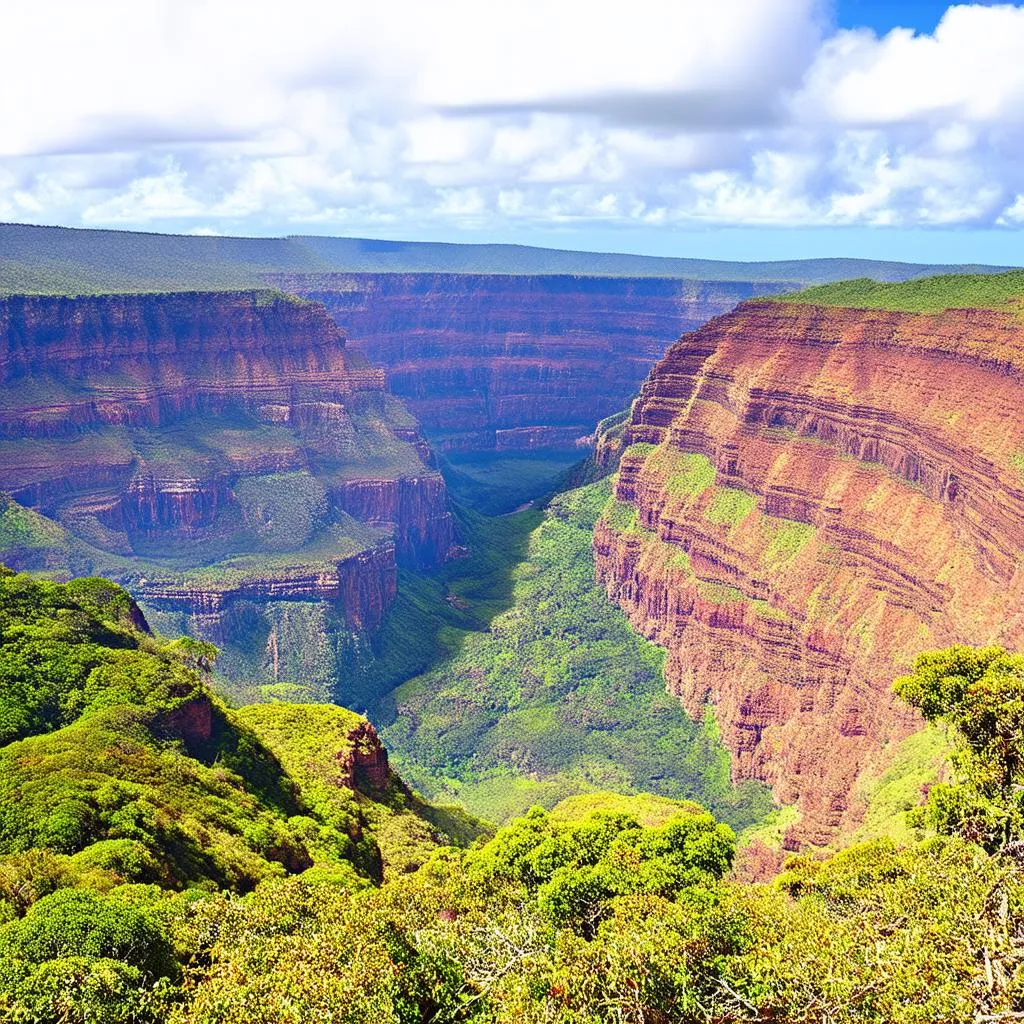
835 0 1001 33
2 1 1023 265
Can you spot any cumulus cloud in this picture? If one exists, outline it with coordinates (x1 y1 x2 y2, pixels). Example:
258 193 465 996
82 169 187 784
2 0 1024 235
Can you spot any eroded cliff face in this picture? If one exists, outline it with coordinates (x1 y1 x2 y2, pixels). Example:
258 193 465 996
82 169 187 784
594 300 1024 845
133 539 398 636
0 292 457 693
0 291 387 434
265 273 788 453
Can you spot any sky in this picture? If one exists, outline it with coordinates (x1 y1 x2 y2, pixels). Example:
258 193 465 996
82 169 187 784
2 1 1024 264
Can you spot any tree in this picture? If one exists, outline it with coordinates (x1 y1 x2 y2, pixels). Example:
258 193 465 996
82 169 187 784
894 645 1024 851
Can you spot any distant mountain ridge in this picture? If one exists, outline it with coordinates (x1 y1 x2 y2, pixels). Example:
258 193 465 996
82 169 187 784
0 221 1013 295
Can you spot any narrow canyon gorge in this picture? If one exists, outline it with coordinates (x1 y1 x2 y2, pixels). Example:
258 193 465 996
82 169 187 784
267 273 791 453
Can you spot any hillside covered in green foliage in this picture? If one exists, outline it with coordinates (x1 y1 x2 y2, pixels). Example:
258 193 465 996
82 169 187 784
1 565 1023 1021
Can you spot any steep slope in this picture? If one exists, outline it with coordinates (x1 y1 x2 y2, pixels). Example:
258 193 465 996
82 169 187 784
0 291 456 701
594 277 1024 845
266 274 790 462
0 580 1016 1024
0 569 482 893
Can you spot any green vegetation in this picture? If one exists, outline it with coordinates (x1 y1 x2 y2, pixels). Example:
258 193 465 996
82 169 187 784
738 803 802 850
439 450 585 515
0 497 66 554
776 269 1024 313
4 808 1013 1023
0 223 1010 295
0 568 478 892
235 703 484 877
665 451 717 499
234 471 328 552
549 790 705 826
0 497 74 575
849 726 952 846
762 515 816 566
704 486 758 527
375 480 774 829
136 519 386 590
598 495 639 532
620 441 656 460
1 565 1023 1022
0 400 421 578
695 580 747 605
336 502 545 714
894 645 1024 851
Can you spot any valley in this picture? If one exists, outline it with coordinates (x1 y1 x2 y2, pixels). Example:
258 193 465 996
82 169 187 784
2 235 1022 848
372 479 773 830
265 273 788 461
8 0 1024 1015
2 224 1024 1020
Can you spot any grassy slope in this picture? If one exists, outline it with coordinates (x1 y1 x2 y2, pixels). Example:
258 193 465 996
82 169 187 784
0 570 481 898
775 269 1024 312
236 703 489 878
847 726 952 846
369 479 774 831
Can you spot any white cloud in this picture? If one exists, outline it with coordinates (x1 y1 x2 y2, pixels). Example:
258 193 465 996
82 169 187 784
2 1 1024 235
797 6 1024 127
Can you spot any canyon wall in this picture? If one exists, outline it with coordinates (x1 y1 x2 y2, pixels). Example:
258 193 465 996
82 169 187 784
594 300 1024 845
266 274 790 453
0 291 457 697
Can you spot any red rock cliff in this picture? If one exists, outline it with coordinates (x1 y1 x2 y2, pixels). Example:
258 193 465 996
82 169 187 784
265 273 787 452
0 291 384 435
133 538 398 639
0 291 456 635
594 300 1024 845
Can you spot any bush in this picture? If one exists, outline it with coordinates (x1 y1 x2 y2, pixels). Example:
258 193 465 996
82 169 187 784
0 889 177 979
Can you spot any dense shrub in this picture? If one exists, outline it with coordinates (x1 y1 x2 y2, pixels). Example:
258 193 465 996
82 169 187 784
0 888 176 979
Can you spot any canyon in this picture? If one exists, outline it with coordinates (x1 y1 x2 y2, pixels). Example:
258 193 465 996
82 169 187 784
594 298 1024 845
2 251 1022 848
0 290 456 701
267 273 792 454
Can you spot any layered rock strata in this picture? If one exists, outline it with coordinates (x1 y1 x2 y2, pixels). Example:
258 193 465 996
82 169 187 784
266 273 788 453
594 300 1024 845
0 291 456 668
0 291 387 432
134 538 397 638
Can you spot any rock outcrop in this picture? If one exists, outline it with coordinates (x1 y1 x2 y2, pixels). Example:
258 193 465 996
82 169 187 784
337 720 392 793
0 291 456 691
266 273 788 453
594 300 1024 845
330 474 455 569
